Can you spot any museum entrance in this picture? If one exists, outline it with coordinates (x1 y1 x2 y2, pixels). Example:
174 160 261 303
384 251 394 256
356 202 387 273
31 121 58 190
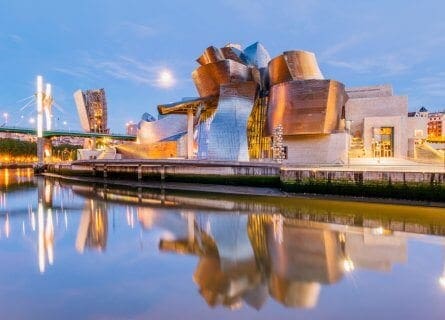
372 127 394 158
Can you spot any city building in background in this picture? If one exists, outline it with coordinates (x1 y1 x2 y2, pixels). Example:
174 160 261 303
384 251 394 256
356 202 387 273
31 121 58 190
74 89 109 134
428 111 445 139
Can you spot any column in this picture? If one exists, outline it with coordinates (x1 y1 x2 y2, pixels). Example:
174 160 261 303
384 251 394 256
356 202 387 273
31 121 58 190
187 109 194 159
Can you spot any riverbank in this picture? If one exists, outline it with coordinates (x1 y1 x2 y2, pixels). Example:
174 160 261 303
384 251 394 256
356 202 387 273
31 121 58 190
0 163 34 169
44 159 445 204
43 171 445 208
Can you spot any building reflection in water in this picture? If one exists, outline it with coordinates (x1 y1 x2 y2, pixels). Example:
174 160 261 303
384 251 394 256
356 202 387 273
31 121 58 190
75 200 108 253
146 211 409 310
37 178 55 273
0 173 439 309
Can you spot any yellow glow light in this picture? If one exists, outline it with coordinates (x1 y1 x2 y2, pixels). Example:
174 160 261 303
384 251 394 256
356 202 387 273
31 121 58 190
343 258 355 272
372 227 384 235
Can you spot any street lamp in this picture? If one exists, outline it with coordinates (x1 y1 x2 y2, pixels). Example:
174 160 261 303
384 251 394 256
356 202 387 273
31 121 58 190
63 121 70 132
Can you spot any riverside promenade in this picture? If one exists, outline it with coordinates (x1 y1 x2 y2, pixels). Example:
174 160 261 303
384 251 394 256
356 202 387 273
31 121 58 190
45 159 445 203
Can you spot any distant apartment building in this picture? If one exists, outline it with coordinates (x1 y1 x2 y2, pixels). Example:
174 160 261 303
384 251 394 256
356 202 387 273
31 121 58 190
428 111 445 138
51 136 85 147
0 132 36 142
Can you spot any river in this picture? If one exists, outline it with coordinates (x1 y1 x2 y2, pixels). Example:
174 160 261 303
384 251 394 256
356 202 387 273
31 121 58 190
0 168 444 319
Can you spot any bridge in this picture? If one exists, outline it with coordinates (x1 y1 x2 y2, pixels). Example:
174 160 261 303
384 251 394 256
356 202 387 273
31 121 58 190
2 75 139 164
0 126 136 141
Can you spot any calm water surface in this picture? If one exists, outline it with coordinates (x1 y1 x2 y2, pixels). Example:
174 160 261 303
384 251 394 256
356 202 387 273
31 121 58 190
0 168 445 319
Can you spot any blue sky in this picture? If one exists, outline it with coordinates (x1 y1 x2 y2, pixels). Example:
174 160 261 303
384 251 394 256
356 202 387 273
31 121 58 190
0 0 444 132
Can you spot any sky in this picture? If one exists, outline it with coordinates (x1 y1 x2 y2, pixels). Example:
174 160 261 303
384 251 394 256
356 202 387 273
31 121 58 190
0 0 444 132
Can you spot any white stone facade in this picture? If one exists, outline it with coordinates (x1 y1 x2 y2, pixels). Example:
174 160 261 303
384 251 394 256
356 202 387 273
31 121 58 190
282 132 348 165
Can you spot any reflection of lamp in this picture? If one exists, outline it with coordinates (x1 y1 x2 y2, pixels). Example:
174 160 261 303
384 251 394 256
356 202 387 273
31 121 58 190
339 232 355 273
343 258 355 273
439 276 445 288
372 226 384 236
439 258 445 289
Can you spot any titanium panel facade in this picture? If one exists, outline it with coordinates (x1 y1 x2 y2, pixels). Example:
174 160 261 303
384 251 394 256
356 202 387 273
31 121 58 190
196 46 225 65
192 60 253 97
243 42 271 69
133 42 348 162
220 45 246 65
203 82 257 161
138 114 187 144
269 51 324 86
267 80 347 135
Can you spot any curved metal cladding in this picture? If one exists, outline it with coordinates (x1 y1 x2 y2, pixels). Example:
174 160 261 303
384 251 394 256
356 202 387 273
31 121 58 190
243 42 271 69
266 79 347 136
268 55 294 87
269 51 324 86
220 46 247 65
201 81 257 161
192 60 252 97
137 114 187 144
283 51 324 80
243 42 271 94
196 46 225 66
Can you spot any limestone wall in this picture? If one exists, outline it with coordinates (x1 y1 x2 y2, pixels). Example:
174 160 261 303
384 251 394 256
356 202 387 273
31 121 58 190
363 116 407 158
283 132 348 165
345 95 407 137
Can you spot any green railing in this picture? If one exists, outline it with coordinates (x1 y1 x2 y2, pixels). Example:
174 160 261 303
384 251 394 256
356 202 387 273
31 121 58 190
0 126 136 141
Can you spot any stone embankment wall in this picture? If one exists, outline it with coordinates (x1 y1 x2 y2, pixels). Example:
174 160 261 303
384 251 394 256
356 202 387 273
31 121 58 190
46 160 281 187
46 160 445 202
281 169 444 202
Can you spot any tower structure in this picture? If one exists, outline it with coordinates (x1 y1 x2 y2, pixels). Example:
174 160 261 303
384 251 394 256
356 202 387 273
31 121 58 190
74 89 109 133
36 75 53 164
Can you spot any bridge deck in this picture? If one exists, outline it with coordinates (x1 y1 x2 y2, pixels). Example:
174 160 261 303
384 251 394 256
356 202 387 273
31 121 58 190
0 127 136 141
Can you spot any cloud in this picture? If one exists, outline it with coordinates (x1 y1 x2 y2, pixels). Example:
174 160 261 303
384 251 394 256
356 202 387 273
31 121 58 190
120 22 157 38
220 0 320 24
7 34 23 43
321 35 367 59
86 55 184 89
322 27 445 78
414 72 445 97
53 67 93 78
326 54 410 76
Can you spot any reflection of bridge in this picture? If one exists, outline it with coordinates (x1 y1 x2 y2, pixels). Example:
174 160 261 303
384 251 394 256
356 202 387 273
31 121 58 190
0 126 136 141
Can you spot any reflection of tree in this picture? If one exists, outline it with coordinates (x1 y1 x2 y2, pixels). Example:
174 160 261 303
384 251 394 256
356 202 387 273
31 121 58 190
76 200 108 253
